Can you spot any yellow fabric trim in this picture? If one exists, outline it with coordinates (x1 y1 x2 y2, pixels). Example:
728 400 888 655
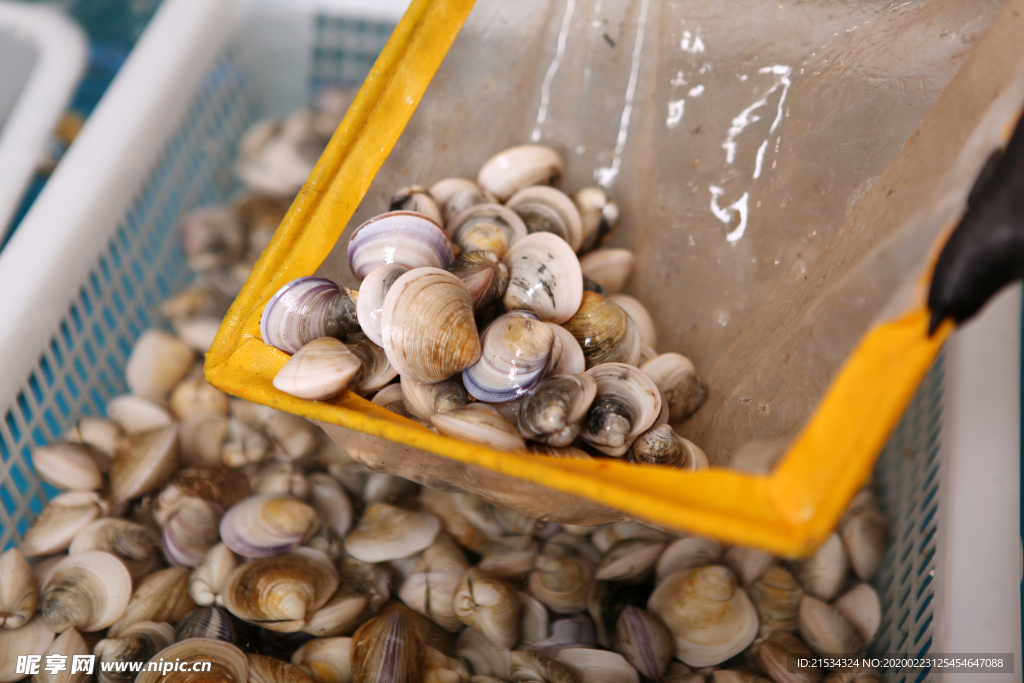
206 0 953 558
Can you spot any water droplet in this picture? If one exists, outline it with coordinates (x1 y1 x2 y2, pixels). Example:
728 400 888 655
790 258 807 278
688 234 697 246
713 309 730 326
961 30 977 44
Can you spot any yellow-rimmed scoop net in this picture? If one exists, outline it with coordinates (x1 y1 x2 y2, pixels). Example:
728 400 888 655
207 0 1024 556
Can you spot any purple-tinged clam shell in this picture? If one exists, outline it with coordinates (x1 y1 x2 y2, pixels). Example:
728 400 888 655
163 498 223 567
260 276 358 354
346 211 454 280
219 494 316 559
463 311 557 403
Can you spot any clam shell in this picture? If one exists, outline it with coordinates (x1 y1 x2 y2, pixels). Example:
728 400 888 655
252 461 309 500
0 549 37 629
503 232 583 324
41 551 132 633
563 293 640 369
749 565 803 639
108 566 195 637
479 540 541 580
592 522 668 554
69 518 162 580
175 606 235 642
723 546 774 586
447 250 510 311
580 363 662 457
506 185 583 251
351 604 425 683
273 337 363 401
338 557 391 613
840 505 886 582
583 276 608 297
302 588 369 637
65 417 122 460
346 335 398 395
219 494 316 559
106 394 174 434
478 145 563 203
447 204 527 258
606 294 653 348
169 376 230 421
30 442 104 491
291 636 352 683
0 616 55 683
627 425 688 468
647 565 758 667
33 627 89 683
261 276 359 354
178 410 230 466
401 376 468 421
517 374 597 447
580 250 635 297
613 606 672 681
573 187 619 254
518 591 550 646
528 555 594 614
95 620 176 683
638 345 656 366
547 324 586 376
510 650 577 683
136 638 248 683
398 534 468 632
258 408 319 461
347 211 454 280
250 653 314 683
833 584 881 642
796 532 849 601
432 403 528 452
152 465 251 527
430 178 494 225
163 498 223 567
125 329 195 402
380 268 481 384
356 264 408 347
19 490 106 558
798 596 866 656
362 472 419 506
596 539 665 584
640 354 708 423
465 311 556 403
188 542 239 607
456 627 511 680
109 425 180 503
222 548 338 632
389 186 444 225
345 504 441 563
420 489 491 554
308 473 354 537
453 569 520 649
371 384 414 419
556 649 639 683
755 633 819 683
527 443 594 460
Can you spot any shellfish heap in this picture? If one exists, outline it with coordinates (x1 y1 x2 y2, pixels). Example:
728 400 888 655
263 144 711 470
4 103 889 683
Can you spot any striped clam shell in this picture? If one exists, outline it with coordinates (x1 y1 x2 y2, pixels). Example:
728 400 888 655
260 276 358 354
175 606 236 643
447 204 527 258
218 494 317 559
506 185 583 252
430 177 494 225
563 292 641 369
464 311 557 403
580 363 662 457
517 373 597 447
346 211 454 280
503 232 584 324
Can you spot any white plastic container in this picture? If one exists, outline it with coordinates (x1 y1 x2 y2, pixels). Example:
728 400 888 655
0 2 87 242
0 0 1016 680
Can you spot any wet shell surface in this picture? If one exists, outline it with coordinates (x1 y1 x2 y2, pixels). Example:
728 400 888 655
389 185 444 225
547 324 586 376
350 604 425 683
432 403 528 452
250 653 315 683
607 294 654 349
401 376 468 421
345 504 441 563
506 185 583 251
580 250 635 296
563 292 641 369
574 186 619 253
380 268 481 384
580 363 662 457
464 311 557 403
447 203 528 258
430 177 493 225
272 337 363 400
613 606 673 681
647 565 758 667
0 549 37 629
40 551 132 633
222 548 339 632
517 374 597 447
447 250 510 311
628 425 708 470
347 210 454 280
640 354 708 424
355 264 408 347
94 620 176 683
345 335 399 395
478 144 563 203
503 232 584 324
261 276 359 354
219 494 317 558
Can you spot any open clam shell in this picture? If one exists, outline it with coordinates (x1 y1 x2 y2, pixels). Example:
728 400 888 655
222 548 338 632
344 504 441 563
507 185 583 252
563 292 641 369
465 311 557 403
447 203 528 258
478 144 563 203
430 178 494 225
219 494 317 559
518 374 597 447
41 551 132 633
503 232 583 324
580 363 662 457
448 250 510 311
356 264 408 347
640 354 708 424
431 403 528 452
347 211 454 280
574 187 619 254
389 186 444 226
380 267 481 384
0 549 37 629
261 276 359 354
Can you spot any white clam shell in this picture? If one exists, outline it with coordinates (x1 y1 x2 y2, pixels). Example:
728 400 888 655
798 595 866 656
833 583 881 642
0 549 37 629
640 354 708 424
399 534 468 632
219 494 317 559
106 394 174 434
447 203 528 258
30 442 104 491
796 532 849 601
840 504 886 582
401 375 468 421
272 337 362 400
65 417 122 459
596 539 666 583
453 568 521 649
292 636 352 683
581 363 662 457
0 616 54 683
748 566 803 638
347 210 454 280
547 323 586 375
344 504 441 563
608 294 655 349
356 264 408 347
389 186 444 226
169 375 230 421
506 185 583 251
107 566 195 637
172 316 222 353
302 589 369 638
109 425 180 503
528 554 594 614
556 648 639 683
70 518 161 581
430 177 494 225
755 633 818 683
35 627 90 683
723 546 774 586
19 490 106 558
94 620 176 681
188 542 239 607
503 232 583 324
125 329 194 402
647 565 758 667
465 311 556 403
380 268 481 385
431 403 528 452
580 249 636 296
655 537 724 581
574 186 619 254
41 551 133 633
163 498 223 567
307 473 354 537
478 144 563 202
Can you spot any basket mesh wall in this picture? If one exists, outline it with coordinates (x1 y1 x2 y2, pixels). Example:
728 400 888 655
0 16 395 550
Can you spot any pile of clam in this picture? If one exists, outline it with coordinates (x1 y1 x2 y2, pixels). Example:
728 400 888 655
262 144 709 469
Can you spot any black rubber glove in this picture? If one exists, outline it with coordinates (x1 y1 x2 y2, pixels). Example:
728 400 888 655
928 112 1024 335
